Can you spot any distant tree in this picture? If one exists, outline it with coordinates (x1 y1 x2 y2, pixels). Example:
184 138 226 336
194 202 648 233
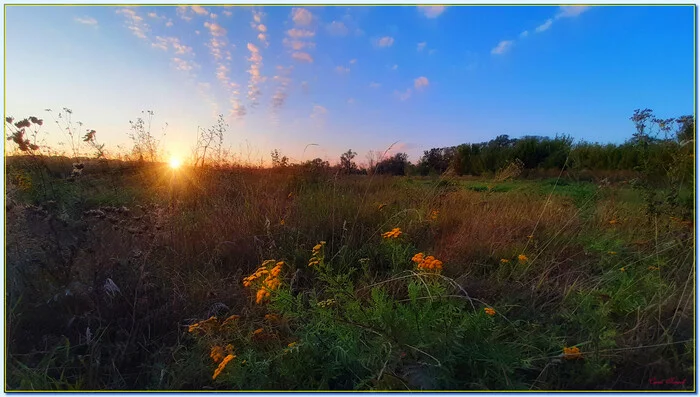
271 149 289 168
376 152 409 175
340 149 358 174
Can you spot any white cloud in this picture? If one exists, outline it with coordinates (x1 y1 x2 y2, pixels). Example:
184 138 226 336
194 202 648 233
520 30 529 38
417 42 427 52
291 8 313 26
414 76 429 90
287 28 315 38
375 36 394 48
349 59 357 64
165 20 173 27
292 52 314 63
223 10 233 17
491 40 514 55
535 18 553 33
417 5 446 18
391 64 398 70
258 24 267 32
172 57 198 72
191 5 209 15
116 8 149 39
74 16 97 26
327 20 348 36
176 6 193 21
556 5 591 19
204 21 227 37
335 66 350 74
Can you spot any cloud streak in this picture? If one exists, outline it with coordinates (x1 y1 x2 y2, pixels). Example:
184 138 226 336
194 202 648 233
74 16 98 26
491 40 514 55
417 5 446 18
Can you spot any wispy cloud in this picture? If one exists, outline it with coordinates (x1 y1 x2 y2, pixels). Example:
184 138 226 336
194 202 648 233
152 36 193 55
417 5 446 18
251 10 269 47
535 18 553 33
247 42 264 107
292 52 313 63
491 40 514 55
287 28 315 39
374 36 395 48
116 8 149 39
414 76 429 90
74 16 98 26
176 6 192 21
223 10 233 17
291 8 313 26
394 89 412 101
311 105 327 119
271 65 293 112
327 20 349 36
520 30 529 38
191 5 209 16
556 5 591 19
204 21 227 37
417 42 427 52
335 66 350 74
171 57 199 73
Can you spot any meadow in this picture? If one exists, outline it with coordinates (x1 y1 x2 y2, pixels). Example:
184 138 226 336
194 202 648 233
4 110 696 391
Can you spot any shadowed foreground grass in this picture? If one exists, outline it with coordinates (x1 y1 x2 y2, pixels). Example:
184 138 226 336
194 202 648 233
5 159 694 391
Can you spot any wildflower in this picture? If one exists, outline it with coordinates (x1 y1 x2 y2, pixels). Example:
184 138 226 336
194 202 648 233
414 253 444 272
212 354 235 380
378 203 387 211
608 251 617 255
317 298 337 308
619 267 626 272
225 344 234 354
265 313 279 321
562 346 582 360
609 218 619 225
518 254 528 263
527 235 534 239
221 315 240 327
280 219 285 225
287 342 297 348
189 316 218 333
429 210 439 220
500 258 510 263
253 328 264 336
382 227 402 239
210 345 225 363
484 307 496 316
648 266 659 271
308 259 320 267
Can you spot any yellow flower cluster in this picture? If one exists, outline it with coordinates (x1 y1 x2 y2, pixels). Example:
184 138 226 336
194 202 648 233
382 227 402 239
518 254 528 263
316 298 337 308
412 252 443 272
484 307 496 316
562 346 582 360
308 241 326 267
242 260 284 304
221 314 240 328
210 344 236 380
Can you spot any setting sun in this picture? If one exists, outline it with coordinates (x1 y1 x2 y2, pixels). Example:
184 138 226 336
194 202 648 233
169 157 181 169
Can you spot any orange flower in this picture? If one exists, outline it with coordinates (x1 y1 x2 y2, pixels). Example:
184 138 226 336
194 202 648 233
210 345 225 363
212 354 235 380
253 328 264 336
518 254 528 263
382 228 402 239
378 203 387 211
484 307 496 316
607 251 617 255
500 258 510 263
412 253 425 263
563 346 582 360
609 218 619 225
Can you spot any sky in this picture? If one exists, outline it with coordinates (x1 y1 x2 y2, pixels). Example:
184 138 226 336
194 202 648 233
5 5 696 165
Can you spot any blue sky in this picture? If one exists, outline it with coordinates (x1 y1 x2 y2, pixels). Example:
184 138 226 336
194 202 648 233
5 5 695 165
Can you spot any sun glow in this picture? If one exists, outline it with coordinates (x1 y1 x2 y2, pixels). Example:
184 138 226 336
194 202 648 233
169 157 182 169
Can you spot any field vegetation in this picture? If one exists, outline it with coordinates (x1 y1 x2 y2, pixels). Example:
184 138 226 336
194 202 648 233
4 108 695 390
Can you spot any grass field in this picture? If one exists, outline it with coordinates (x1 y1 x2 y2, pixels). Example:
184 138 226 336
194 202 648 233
5 158 695 391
